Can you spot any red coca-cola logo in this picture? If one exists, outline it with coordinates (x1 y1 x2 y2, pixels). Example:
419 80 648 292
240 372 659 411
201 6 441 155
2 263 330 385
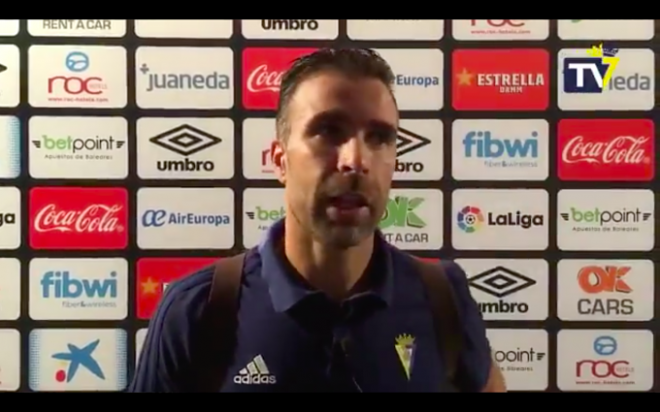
242 47 318 110
29 187 128 250
558 119 655 181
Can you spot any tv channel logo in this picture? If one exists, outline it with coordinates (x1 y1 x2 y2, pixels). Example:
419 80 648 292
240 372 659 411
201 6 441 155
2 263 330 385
28 328 127 391
558 48 654 111
29 258 128 320
563 44 620 93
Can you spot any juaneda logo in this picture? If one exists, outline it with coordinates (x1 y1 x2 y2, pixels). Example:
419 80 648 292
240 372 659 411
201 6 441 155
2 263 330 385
29 187 128 250
242 48 317 110
136 257 216 319
558 119 654 181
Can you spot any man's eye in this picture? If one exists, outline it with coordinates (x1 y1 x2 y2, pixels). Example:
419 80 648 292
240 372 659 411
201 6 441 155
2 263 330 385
369 130 396 145
318 124 344 139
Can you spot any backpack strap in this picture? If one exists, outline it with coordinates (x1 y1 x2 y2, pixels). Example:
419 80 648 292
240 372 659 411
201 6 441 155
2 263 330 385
194 253 245 392
410 258 463 390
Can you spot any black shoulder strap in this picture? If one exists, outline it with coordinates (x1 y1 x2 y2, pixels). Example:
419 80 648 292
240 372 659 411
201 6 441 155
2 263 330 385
410 258 462 390
194 253 245 392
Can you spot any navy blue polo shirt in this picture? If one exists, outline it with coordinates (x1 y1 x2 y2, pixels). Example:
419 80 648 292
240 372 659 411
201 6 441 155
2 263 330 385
130 220 491 392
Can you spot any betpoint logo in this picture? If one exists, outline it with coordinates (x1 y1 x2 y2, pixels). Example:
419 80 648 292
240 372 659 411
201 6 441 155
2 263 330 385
242 48 318 110
558 119 654 181
29 187 128 250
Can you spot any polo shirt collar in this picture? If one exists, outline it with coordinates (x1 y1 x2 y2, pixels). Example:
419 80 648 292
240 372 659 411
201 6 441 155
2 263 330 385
258 219 394 312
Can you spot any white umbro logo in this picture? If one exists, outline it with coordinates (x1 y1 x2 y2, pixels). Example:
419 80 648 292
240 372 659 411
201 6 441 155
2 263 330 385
233 354 277 385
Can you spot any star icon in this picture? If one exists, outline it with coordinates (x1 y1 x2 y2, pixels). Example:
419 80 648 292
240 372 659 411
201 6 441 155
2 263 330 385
52 339 105 382
141 277 159 295
456 68 474 86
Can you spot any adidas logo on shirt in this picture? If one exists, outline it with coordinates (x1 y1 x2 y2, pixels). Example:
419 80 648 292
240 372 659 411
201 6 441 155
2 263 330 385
233 354 277 385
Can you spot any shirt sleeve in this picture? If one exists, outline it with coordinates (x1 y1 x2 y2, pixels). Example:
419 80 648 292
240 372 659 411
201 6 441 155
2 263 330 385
128 269 212 393
441 260 492 392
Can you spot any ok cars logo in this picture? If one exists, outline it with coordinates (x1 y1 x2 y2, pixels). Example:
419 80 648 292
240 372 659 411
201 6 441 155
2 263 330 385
48 51 106 95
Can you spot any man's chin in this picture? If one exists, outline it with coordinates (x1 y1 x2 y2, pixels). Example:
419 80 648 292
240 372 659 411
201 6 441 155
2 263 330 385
313 222 376 249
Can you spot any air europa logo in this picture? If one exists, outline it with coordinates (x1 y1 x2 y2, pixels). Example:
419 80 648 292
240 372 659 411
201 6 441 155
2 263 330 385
29 187 128 250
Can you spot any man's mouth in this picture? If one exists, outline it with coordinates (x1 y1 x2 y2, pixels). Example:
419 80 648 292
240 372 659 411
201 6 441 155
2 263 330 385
328 193 368 210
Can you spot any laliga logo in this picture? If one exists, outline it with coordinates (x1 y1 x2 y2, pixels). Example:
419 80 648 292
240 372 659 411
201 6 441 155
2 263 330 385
585 44 620 89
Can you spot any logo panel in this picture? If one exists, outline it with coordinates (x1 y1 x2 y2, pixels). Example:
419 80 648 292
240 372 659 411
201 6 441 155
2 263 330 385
558 20 654 40
373 48 443 110
136 257 216 319
135 47 233 109
0 329 20 391
452 189 548 250
242 118 277 180
29 116 128 179
242 48 318 110
29 258 128 321
134 20 233 39
456 259 549 321
558 48 654 110
379 189 443 250
0 45 20 107
28 45 127 108
347 20 444 40
452 119 549 181
557 189 654 251
0 116 20 178
487 329 549 391
0 186 20 250
137 117 234 179
28 328 127 391
135 329 148 365
29 187 128 250
27 20 126 37
557 259 654 321
243 188 285 248
0 20 19 36
0 258 20 321
452 49 549 111
137 188 234 250
452 19 549 40
557 330 653 391
394 119 443 180
242 19 338 39
557 119 654 181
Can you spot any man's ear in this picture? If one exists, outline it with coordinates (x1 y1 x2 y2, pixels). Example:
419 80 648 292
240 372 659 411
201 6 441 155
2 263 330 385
271 139 286 184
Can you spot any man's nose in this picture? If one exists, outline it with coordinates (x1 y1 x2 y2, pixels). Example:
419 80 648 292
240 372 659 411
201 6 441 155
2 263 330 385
337 136 370 174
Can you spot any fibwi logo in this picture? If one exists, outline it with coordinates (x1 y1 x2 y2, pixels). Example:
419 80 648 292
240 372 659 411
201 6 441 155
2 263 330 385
136 257 216 319
28 328 127 391
563 44 620 93
29 258 128 320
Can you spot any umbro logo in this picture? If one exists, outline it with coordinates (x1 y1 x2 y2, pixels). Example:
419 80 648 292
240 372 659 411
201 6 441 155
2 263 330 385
0 63 7 73
468 266 536 298
149 124 222 157
396 127 431 157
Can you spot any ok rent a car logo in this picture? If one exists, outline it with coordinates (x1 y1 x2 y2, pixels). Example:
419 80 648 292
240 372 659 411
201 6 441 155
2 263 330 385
378 189 443 250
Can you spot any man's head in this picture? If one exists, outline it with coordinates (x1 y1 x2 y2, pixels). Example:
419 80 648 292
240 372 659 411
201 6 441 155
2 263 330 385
271 48 399 249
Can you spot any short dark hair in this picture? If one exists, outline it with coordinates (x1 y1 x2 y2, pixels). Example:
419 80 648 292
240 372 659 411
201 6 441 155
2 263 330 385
275 48 396 141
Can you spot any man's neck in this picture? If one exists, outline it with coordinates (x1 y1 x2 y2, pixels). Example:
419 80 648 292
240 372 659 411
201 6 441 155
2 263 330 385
283 218 374 301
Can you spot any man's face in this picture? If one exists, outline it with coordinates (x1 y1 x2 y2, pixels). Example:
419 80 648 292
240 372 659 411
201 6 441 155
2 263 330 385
273 72 398 248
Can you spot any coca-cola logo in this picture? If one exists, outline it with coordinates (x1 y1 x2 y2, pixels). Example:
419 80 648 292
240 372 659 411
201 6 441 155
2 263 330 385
562 135 650 164
246 64 283 93
33 204 125 233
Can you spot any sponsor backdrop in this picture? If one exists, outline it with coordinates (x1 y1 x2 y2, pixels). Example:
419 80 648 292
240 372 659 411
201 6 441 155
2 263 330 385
0 19 657 392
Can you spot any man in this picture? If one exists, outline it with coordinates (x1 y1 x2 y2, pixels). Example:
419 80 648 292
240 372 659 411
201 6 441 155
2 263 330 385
130 48 506 392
